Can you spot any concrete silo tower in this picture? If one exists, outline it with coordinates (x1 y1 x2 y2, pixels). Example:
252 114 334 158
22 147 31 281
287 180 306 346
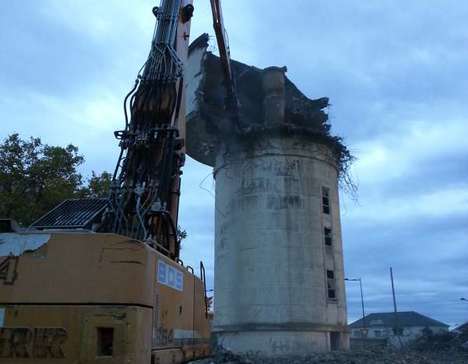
186 35 351 357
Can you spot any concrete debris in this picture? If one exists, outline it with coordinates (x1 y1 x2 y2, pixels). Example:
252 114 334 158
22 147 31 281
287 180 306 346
190 333 468 364
410 330 468 355
188 346 468 364
187 35 329 136
185 34 353 183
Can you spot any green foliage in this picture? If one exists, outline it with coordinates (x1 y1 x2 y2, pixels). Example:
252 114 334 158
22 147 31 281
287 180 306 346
0 134 111 226
80 171 112 198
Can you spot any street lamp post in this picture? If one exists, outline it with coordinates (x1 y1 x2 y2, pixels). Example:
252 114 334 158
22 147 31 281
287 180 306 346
345 277 366 335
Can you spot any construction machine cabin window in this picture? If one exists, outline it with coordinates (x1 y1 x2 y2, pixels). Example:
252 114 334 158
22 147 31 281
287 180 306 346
322 187 330 214
324 227 332 246
327 270 336 300
97 327 114 357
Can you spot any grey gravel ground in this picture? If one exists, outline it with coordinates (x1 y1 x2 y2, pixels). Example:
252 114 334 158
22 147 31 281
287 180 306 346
190 350 467 364
189 333 468 364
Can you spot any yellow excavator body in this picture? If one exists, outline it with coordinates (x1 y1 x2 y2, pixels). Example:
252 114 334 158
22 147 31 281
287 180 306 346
0 232 210 363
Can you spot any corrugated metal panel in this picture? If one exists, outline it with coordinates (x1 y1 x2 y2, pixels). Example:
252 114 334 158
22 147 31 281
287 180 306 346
31 198 109 229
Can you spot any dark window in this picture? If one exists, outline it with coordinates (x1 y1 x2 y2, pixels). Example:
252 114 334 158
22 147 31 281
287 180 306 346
324 227 332 246
422 327 433 336
97 327 114 357
322 187 330 214
330 332 340 351
327 270 336 299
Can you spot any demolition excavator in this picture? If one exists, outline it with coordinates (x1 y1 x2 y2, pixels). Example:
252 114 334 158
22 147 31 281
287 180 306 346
0 1 236 363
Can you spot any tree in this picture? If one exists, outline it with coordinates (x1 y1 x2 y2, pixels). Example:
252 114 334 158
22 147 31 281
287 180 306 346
80 171 112 198
0 134 111 226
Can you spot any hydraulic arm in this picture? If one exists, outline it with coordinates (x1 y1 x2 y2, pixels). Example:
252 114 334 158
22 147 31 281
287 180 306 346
105 0 195 259
210 0 240 127
103 0 236 261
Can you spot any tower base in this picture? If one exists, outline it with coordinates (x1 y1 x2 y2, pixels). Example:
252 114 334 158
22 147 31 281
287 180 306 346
214 330 349 357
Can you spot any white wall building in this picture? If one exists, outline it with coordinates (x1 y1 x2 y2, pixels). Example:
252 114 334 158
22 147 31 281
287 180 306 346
349 311 449 346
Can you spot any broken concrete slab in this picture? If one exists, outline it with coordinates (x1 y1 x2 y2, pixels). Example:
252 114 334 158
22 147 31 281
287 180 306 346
185 34 342 168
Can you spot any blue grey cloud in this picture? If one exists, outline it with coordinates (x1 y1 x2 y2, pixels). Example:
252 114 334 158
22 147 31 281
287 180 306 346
1 0 467 327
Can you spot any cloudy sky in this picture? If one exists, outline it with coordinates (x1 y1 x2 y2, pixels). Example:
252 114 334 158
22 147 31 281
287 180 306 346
1 1 467 327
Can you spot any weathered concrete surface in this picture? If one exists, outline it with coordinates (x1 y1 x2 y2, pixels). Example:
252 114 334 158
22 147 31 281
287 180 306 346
211 135 348 356
185 34 332 167
185 35 349 356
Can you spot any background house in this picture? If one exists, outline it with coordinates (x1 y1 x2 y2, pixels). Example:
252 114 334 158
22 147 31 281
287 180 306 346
349 311 449 347
453 322 468 334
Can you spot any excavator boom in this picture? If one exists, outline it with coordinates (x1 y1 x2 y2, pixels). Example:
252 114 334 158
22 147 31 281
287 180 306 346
210 0 240 124
104 0 196 260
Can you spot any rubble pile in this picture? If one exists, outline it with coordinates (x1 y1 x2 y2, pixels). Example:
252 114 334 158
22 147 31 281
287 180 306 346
410 330 468 360
189 335 468 364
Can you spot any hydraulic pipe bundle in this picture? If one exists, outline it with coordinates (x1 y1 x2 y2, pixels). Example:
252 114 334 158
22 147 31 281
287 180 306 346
104 0 194 259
